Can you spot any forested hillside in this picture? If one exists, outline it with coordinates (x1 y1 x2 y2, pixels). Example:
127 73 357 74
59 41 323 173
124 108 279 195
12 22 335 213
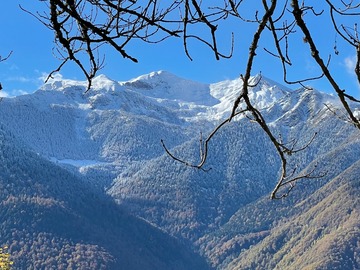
0 125 209 269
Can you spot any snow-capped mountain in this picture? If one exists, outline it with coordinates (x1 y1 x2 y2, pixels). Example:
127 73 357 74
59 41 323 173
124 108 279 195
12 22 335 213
0 71 293 172
0 71 358 269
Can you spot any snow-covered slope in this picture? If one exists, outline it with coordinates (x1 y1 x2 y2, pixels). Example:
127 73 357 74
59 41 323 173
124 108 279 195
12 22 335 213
0 70 354 193
122 70 218 106
0 71 291 167
210 74 289 110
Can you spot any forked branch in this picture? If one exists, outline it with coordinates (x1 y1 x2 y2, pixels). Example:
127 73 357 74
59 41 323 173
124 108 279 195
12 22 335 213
161 109 248 171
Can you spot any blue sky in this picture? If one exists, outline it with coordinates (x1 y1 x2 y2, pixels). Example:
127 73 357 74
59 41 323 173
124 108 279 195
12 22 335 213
0 1 359 99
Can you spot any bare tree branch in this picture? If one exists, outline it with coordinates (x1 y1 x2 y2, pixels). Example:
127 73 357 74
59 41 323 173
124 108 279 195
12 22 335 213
161 109 248 171
292 0 360 129
0 51 12 63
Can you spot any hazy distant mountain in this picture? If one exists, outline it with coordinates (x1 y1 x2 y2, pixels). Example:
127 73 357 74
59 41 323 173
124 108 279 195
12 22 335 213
0 70 358 269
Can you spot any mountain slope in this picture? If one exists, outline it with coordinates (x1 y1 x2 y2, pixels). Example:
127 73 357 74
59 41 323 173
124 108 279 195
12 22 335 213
0 125 210 269
196 128 360 269
222 161 359 270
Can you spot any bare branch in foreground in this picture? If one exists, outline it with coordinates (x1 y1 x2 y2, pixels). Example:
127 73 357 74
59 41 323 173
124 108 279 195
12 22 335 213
161 109 248 171
0 51 12 63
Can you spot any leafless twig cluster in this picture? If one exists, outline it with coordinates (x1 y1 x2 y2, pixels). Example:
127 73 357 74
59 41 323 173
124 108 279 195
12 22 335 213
25 0 235 90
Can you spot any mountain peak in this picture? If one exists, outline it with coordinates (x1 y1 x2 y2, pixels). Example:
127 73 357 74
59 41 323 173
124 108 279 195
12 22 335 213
249 74 290 108
121 70 218 106
40 73 119 93
40 74 79 91
130 70 178 81
210 74 291 119
91 74 119 92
